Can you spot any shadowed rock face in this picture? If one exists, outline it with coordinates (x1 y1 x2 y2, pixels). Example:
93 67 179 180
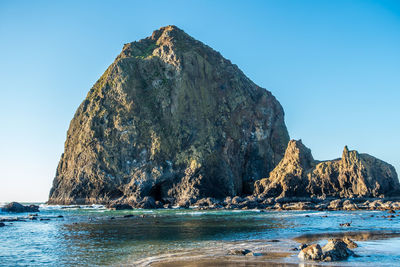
48 25 289 205
254 140 400 199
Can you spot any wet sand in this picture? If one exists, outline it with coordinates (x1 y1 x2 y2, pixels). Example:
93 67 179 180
151 260 297 267
150 253 296 267
145 230 400 267
294 230 400 243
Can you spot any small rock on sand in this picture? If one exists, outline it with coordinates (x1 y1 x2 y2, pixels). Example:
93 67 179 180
228 249 252 255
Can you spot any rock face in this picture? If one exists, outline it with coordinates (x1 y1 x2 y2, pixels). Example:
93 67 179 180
254 140 400 199
48 25 289 205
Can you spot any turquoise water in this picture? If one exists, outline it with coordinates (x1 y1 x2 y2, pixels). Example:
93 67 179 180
1 204 400 266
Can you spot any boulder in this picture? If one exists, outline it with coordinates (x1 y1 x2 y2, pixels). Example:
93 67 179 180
299 239 357 262
343 200 358 210
282 202 314 210
328 199 343 210
1 202 39 213
298 244 324 261
322 239 354 261
231 196 244 205
195 197 218 207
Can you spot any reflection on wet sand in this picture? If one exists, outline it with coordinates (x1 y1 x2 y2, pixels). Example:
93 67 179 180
151 257 298 267
133 239 296 267
144 230 400 266
293 230 400 243
141 251 295 267
60 212 285 266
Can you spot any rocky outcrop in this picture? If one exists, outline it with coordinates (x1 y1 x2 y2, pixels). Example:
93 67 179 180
255 140 400 199
48 25 289 205
299 239 356 262
1 202 39 213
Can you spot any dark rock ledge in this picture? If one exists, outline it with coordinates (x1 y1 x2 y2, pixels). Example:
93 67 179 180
105 195 400 211
1 202 39 213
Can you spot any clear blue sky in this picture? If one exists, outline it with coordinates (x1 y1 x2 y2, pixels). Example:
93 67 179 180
0 0 399 202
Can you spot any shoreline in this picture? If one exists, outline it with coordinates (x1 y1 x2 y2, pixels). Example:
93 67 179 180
2 205 400 266
45 196 400 212
134 230 400 267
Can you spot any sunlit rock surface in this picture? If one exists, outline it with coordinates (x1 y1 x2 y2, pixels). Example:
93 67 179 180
255 140 400 199
48 25 289 205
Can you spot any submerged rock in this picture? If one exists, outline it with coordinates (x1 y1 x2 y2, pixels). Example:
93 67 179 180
0 217 23 222
0 222 5 227
1 202 39 213
255 140 400 199
48 25 289 205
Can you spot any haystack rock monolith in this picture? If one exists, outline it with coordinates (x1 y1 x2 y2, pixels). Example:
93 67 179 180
48 25 290 205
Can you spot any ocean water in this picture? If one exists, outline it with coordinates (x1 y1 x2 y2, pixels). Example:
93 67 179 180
1 204 400 266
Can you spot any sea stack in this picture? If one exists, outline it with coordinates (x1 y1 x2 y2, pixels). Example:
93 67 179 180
254 140 400 199
48 25 290 205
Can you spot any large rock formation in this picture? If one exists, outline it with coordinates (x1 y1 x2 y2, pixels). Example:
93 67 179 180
48 25 289 205
254 140 400 199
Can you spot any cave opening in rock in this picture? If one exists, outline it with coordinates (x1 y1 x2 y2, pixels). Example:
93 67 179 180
149 184 163 202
